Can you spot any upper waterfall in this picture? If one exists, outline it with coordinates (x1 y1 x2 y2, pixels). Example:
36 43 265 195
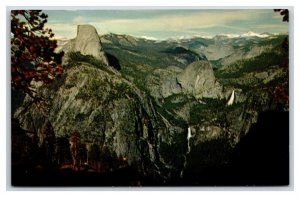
227 90 235 106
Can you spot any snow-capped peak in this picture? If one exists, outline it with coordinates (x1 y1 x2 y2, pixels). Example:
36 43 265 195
216 31 272 39
218 34 240 38
140 36 160 41
166 34 213 41
167 35 195 40
241 31 270 38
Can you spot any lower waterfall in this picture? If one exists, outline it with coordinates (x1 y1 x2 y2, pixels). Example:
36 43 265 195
180 126 192 178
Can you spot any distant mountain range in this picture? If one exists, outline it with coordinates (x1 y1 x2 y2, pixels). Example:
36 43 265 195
55 31 286 43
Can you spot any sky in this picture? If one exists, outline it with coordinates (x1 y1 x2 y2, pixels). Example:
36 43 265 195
44 9 289 40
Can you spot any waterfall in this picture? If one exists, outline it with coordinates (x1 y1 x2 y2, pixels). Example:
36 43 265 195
187 127 192 153
227 90 235 106
180 126 192 178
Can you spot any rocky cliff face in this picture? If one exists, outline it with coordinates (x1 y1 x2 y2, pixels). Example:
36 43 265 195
60 25 109 65
177 60 223 99
145 61 223 101
15 60 189 182
145 66 183 99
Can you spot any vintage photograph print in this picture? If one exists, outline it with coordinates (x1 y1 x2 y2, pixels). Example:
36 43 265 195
11 9 289 187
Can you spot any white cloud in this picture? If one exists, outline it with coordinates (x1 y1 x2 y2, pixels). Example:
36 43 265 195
88 10 266 35
45 23 77 38
45 10 288 39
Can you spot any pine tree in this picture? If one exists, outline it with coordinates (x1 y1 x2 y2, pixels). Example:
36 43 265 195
11 10 64 100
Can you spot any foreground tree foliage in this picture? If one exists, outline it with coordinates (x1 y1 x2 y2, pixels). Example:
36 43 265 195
273 9 289 110
11 10 64 100
274 9 289 22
